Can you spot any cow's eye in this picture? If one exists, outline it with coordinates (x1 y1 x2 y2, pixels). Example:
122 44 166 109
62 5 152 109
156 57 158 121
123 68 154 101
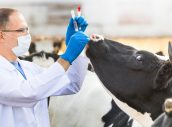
136 55 143 62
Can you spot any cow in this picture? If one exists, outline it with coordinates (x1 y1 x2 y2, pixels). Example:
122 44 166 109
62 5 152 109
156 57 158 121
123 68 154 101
86 34 172 127
19 41 60 64
19 42 45 62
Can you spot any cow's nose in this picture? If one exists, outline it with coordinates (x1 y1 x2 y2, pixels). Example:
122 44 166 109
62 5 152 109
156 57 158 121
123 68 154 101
90 34 104 42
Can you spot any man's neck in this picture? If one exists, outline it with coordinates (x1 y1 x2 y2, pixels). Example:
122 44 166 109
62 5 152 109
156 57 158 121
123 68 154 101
0 53 17 62
0 47 18 62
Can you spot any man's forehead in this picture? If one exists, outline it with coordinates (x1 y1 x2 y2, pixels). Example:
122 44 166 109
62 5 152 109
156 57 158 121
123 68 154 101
7 12 28 28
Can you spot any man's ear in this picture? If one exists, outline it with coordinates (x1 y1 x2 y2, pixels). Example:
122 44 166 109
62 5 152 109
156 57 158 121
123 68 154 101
0 32 4 40
154 62 172 90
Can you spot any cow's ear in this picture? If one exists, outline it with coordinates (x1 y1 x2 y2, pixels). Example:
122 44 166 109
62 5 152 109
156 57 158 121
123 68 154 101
168 42 172 62
154 62 172 90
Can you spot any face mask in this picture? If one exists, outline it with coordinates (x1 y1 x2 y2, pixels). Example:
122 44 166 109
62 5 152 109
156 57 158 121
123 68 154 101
12 34 31 56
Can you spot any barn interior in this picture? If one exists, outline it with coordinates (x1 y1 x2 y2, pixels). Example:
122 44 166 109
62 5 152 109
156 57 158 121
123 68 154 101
1 1 172 127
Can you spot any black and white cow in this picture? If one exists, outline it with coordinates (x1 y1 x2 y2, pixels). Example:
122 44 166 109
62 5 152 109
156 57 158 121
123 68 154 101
86 34 172 126
19 41 60 63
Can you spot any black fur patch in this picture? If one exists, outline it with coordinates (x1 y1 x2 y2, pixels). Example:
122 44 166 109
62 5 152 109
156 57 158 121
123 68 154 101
154 62 172 90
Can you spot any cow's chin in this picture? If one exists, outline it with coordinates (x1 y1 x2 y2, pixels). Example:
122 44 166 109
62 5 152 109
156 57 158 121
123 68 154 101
86 42 96 59
85 48 92 59
85 47 99 61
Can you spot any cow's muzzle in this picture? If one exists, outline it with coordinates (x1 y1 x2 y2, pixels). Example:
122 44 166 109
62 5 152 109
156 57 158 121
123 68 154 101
90 34 104 42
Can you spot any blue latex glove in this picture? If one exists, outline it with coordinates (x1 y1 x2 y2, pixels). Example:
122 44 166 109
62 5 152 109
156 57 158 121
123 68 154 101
61 31 90 64
66 16 88 46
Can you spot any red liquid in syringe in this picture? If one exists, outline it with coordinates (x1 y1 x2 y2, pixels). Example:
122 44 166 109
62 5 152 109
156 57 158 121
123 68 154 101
77 6 81 17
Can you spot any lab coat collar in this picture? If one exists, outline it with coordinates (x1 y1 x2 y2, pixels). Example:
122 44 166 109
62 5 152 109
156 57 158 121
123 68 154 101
0 55 17 71
17 58 27 70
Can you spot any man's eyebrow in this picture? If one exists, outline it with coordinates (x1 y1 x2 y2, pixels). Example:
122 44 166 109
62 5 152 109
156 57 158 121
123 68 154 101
1 27 29 32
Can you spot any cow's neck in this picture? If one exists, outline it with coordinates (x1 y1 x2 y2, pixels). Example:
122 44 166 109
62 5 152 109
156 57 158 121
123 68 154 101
124 87 172 120
103 84 172 123
101 84 154 127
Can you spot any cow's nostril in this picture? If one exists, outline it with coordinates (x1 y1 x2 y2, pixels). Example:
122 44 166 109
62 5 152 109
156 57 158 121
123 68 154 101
90 34 104 42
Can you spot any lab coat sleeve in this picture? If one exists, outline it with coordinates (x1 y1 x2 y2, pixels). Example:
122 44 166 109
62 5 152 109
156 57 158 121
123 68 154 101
51 55 89 96
0 60 74 107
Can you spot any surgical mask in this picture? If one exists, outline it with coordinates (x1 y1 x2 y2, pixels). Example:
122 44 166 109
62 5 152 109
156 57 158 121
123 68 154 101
12 34 31 56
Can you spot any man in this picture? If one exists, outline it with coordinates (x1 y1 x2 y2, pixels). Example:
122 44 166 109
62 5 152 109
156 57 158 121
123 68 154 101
0 8 89 127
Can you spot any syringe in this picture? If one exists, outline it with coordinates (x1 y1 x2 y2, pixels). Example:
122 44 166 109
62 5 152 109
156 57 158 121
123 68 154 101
77 6 81 30
77 6 81 17
71 10 79 32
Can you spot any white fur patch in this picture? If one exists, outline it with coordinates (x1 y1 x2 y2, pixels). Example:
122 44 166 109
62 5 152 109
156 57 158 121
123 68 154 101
154 54 169 61
100 82 153 127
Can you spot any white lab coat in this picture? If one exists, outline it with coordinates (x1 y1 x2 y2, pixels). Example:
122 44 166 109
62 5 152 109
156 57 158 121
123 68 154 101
0 55 89 127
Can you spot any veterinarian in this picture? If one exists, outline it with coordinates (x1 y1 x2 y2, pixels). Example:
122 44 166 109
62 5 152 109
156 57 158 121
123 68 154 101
0 8 89 127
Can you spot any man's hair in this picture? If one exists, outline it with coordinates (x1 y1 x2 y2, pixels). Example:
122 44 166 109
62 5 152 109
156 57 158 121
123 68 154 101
0 8 18 29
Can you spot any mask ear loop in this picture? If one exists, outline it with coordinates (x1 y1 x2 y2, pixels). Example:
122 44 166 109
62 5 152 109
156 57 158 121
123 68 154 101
1 34 4 39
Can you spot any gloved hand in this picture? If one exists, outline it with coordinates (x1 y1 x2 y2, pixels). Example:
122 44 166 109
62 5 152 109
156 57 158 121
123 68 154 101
66 16 88 46
61 31 90 64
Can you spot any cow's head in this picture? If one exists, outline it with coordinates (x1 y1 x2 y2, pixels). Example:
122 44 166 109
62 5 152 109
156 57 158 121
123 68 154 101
86 34 172 119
